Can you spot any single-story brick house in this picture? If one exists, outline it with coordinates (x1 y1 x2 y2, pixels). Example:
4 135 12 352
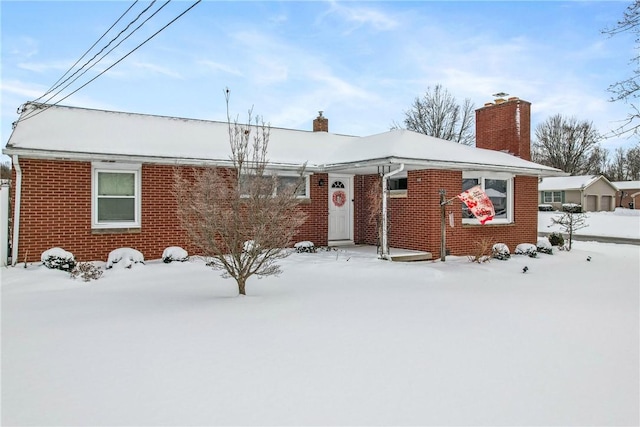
612 181 640 209
3 97 565 265
538 175 618 212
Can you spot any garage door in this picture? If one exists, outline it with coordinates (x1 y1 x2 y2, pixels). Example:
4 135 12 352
586 195 597 211
601 195 613 211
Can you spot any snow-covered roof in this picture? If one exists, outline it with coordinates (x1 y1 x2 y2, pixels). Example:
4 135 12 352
4 103 566 177
612 181 640 190
538 175 611 191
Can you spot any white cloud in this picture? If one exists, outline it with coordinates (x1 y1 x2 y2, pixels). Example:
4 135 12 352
323 1 398 32
198 60 243 77
131 61 183 79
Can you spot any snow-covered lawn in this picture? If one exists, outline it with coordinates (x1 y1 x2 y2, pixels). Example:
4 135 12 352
2 240 639 426
538 208 640 239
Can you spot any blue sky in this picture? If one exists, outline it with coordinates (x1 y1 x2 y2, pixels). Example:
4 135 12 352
1 1 636 161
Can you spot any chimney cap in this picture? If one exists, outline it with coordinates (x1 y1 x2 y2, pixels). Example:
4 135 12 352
318 111 324 117
492 92 509 98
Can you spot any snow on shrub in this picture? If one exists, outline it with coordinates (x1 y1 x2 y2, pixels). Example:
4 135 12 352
562 203 582 213
548 232 564 247
41 247 76 272
106 248 145 269
515 243 538 258
70 262 103 282
294 241 316 253
536 237 553 255
492 243 510 260
162 246 189 263
538 204 554 211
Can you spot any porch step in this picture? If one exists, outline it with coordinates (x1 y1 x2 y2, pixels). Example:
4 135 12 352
389 252 433 262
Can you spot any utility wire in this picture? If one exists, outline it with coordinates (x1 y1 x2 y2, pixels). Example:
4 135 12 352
16 0 201 126
33 0 141 103
28 0 170 110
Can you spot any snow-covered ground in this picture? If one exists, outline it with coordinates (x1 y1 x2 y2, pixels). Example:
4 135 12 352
538 207 640 239
2 236 639 425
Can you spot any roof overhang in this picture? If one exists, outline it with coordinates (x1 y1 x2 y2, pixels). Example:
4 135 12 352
3 149 568 177
321 156 568 177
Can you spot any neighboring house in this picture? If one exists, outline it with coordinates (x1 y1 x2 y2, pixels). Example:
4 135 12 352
538 175 618 212
3 97 565 265
612 181 640 209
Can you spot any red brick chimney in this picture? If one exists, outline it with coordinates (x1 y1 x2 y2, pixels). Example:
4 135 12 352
313 111 328 132
475 96 531 161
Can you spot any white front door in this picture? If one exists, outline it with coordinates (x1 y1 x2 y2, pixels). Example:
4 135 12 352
328 176 351 241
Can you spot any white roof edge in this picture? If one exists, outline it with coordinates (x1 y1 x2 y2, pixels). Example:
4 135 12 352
2 148 321 172
5 148 567 176
323 157 567 177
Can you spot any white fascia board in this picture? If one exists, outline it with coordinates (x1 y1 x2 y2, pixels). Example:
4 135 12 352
321 157 568 177
2 147 321 172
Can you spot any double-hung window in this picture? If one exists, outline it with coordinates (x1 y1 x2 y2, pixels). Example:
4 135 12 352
543 191 562 203
462 172 514 224
92 163 141 229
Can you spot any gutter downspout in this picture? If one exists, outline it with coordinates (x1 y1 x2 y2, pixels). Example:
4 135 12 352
11 155 22 266
380 163 404 260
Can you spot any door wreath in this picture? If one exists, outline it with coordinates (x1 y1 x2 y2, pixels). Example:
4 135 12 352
332 190 347 207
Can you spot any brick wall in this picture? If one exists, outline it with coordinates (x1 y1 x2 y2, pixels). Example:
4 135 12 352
476 98 531 161
12 159 329 262
354 170 539 256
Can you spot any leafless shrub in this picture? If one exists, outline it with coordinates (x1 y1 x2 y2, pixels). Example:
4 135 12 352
174 89 307 295
467 237 494 263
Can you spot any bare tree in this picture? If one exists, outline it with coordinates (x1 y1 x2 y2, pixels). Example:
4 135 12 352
626 143 640 180
174 90 307 295
1 161 11 180
585 144 610 176
532 114 602 175
550 211 588 251
606 146 628 181
603 0 640 137
400 84 475 145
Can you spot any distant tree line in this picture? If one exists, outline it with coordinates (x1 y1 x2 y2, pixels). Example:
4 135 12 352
532 113 640 181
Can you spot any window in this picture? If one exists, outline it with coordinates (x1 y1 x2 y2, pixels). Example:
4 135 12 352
389 177 407 191
92 163 141 228
543 191 562 203
241 173 309 198
462 172 513 224
277 175 309 198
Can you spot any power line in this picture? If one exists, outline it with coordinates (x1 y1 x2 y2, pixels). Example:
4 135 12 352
31 1 170 109
15 0 201 126
33 0 141 103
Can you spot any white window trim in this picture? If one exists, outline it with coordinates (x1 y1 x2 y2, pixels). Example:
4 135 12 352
91 162 141 229
543 191 562 203
279 173 310 199
462 171 514 225
240 173 310 199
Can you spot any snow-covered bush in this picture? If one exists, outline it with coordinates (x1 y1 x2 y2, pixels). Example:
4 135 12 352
562 203 582 213
106 248 145 269
70 262 103 282
162 246 189 263
548 232 564 247
538 204 554 211
515 243 538 258
536 237 553 255
294 241 316 253
41 247 76 272
492 243 510 260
